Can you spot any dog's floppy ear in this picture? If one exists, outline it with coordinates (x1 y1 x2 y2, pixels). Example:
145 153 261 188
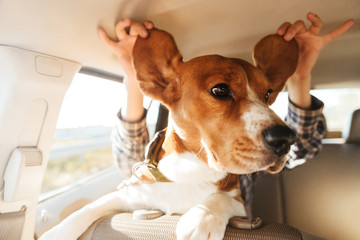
253 34 299 103
133 28 183 107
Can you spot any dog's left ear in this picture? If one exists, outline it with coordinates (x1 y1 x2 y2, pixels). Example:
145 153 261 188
253 34 299 103
133 28 183 108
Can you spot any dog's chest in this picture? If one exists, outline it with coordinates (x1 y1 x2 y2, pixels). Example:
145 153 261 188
158 152 227 183
124 152 230 214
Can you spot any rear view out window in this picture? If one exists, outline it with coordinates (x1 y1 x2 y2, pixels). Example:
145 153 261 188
41 73 125 195
271 88 360 134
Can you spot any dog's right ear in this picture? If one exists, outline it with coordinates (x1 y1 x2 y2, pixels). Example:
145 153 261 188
252 34 299 104
133 29 183 107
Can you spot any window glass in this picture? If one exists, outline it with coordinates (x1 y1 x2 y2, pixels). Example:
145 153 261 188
311 88 360 131
41 73 125 194
271 88 360 134
145 98 160 139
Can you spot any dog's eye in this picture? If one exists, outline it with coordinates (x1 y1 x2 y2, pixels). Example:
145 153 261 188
265 89 273 103
210 84 233 100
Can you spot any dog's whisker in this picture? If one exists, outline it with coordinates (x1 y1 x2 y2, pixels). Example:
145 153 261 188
223 173 232 186
193 145 205 160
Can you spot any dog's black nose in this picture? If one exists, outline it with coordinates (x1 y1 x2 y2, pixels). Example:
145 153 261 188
262 125 296 156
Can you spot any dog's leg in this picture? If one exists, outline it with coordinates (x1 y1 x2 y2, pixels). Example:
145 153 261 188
176 192 246 240
39 191 131 240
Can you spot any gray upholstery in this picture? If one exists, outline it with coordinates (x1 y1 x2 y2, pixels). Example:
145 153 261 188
281 143 360 240
253 144 360 239
0 211 25 240
80 213 304 240
343 109 360 143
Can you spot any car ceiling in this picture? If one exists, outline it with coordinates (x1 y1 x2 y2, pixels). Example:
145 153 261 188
0 0 359 88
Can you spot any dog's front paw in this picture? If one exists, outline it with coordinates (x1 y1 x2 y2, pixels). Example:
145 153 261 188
176 206 227 240
39 230 73 240
39 224 79 240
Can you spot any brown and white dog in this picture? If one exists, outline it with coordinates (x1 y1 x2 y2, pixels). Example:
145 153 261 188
40 28 298 240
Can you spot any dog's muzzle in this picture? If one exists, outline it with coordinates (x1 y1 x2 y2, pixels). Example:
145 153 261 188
262 125 296 156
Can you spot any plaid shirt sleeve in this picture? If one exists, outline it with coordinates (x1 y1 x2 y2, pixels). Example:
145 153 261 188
111 109 149 177
285 95 327 169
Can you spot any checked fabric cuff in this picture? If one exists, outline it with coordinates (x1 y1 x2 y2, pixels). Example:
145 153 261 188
111 109 149 177
285 96 327 169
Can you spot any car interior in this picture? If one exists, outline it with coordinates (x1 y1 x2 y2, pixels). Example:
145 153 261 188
0 0 359 240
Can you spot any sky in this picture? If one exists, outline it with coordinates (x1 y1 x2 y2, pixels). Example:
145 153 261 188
56 73 125 129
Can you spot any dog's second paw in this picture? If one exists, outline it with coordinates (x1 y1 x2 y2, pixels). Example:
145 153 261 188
39 230 75 240
38 222 81 240
176 206 227 240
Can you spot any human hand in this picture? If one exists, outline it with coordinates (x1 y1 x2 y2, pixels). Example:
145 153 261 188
277 12 354 79
98 19 154 74
98 19 153 121
276 13 353 109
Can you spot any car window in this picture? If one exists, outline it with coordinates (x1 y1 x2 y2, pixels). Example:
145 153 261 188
41 72 160 197
271 88 360 135
40 73 124 195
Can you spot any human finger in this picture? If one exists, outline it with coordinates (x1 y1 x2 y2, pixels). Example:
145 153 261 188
143 20 154 30
115 18 132 40
277 22 291 36
129 22 150 38
284 20 307 41
98 27 117 49
307 12 323 35
322 19 354 45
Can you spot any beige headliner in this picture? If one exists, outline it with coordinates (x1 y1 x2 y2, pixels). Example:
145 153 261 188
0 0 359 87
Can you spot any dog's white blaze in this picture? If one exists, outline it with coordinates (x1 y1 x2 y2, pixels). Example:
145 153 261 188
243 105 273 131
242 86 278 134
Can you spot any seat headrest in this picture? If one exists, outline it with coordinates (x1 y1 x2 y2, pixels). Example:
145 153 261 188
343 109 360 143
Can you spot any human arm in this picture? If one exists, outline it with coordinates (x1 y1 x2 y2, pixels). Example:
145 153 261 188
111 111 149 176
277 13 353 166
98 19 154 176
98 19 154 121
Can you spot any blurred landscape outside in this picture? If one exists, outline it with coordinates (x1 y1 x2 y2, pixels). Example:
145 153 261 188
42 127 114 193
272 88 360 131
41 73 122 195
